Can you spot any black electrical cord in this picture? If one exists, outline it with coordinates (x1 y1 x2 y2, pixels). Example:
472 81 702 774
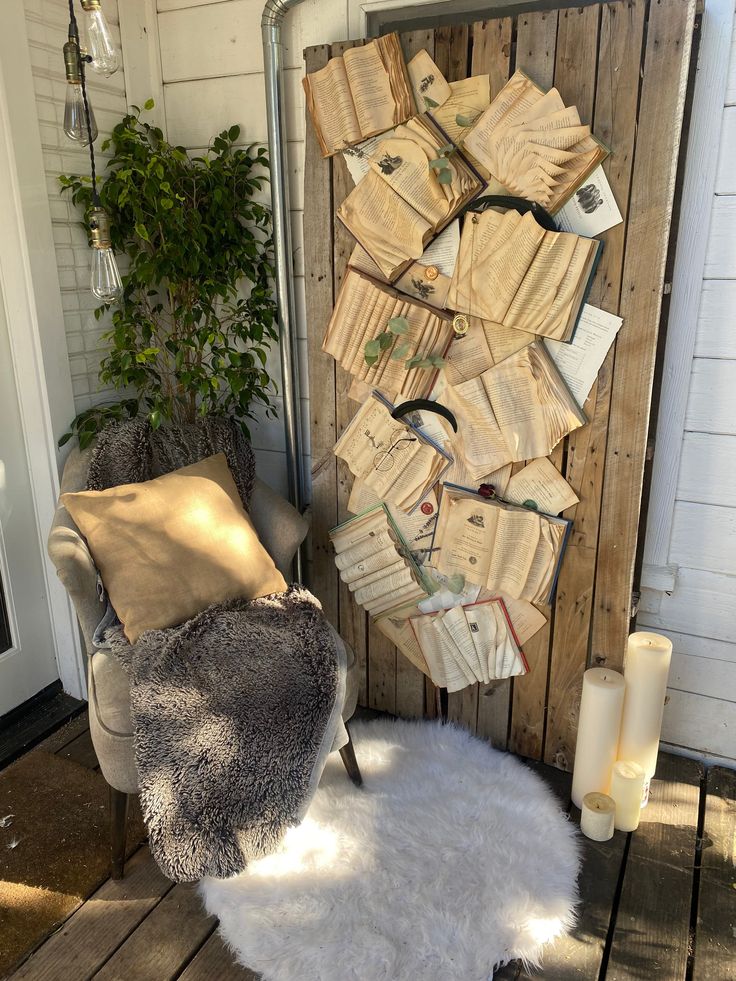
67 0 99 205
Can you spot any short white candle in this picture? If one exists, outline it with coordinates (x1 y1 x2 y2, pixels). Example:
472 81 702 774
610 760 646 832
618 632 673 805
580 792 615 842
571 668 626 808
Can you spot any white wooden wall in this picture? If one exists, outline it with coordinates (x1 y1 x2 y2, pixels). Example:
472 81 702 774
25 0 128 416
639 8 736 763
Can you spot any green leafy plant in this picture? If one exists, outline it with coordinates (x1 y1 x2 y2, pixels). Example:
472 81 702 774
58 101 278 448
363 316 446 371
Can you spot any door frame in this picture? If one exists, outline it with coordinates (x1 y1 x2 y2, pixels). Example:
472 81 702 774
0 2 87 701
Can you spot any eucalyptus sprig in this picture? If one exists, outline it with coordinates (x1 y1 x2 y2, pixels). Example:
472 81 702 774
455 112 481 128
363 315 446 371
428 142 456 185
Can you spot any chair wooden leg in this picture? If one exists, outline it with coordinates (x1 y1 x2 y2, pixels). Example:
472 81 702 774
110 786 129 880
339 728 363 787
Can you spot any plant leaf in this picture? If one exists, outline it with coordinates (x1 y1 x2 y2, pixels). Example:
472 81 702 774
364 338 381 360
390 341 411 360
455 113 478 128
143 98 155 111
423 96 439 109
377 332 393 350
387 316 409 335
446 573 466 594
437 169 454 184
429 158 449 170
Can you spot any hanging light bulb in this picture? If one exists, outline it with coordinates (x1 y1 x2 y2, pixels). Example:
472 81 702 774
89 208 122 301
80 0 119 77
63 37 98 144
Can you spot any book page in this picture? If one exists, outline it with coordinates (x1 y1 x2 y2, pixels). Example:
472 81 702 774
482 320 534 364
342 130 396 185
463 602 497 681
348 558 407 594
355 566 415 606
343 35 413 137
520 518 557 603
432 75 491 145
331 505 393 553
546 303 623 407
504 457 579 514
556 165 623 236
411 614 474 690
407 49 451 110
369 137 450 226
375 611 430 675
444 318 494 386
486 507 540 598
433 616 478 685
303 58 361 155
444 604 489 683
349 478 438 555
497 594 547 645
339 545 400 583
435 493 497 585
338 171 429 279
503 230 578 336
445 376 512 478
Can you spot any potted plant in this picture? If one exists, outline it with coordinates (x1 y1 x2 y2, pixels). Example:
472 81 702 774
59 101 278 449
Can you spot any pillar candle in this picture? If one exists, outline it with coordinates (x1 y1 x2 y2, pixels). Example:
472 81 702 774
618 632 673 805
571 668 626 808
610 760 646 831
580 792 615 842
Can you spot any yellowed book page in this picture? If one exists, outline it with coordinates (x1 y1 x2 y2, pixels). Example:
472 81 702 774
323 268 372 362
369 137 450 226
407 49 451 110
369 581 426 615
482 320 534 364
411 615 471 691
348 558 407 594
486 508 540 598
503 230 578 335
338 172 429 279
505 457 579 514
432 75 491 145
535 237 596 340
463 70 542 169
445 376 512 478
444 318 494 385
494 603 524 676
497 594 548 645
339 546 400 584
303 58 361 155
343 34 413 137
355 566 414 606
331 506 392 550
463 602 497 681
333 526 395 568
435 494 497 585
447 209 519 316
443 605 489 683
375 612 430 676
520 518 556 602
433 615 478 685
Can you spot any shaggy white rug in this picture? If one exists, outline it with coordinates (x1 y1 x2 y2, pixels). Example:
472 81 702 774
200 718 580 981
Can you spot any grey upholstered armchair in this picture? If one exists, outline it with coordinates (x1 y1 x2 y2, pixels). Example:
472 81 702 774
47 446 361 878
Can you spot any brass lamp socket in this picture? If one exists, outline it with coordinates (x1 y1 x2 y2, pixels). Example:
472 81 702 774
89 208 112 249
63 39 81 83
80 0 102 9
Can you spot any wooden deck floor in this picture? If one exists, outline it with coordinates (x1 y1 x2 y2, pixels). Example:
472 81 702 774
6 714 735 981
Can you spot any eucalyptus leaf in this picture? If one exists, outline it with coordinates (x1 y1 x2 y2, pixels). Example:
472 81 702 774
423 96 439 109
455 113 478 128
364 338 381 359
446 573 466 594
377 332 393 350
429 158 450 170
390 341 411 360
387 316 409 335
437 169 454 184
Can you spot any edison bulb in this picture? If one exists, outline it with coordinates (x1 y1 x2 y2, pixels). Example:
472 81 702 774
91 247 123 302
81 0 119 76
64 82 98 145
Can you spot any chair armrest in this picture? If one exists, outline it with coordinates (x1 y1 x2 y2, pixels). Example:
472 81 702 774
47 446 101 653
248 477 309 579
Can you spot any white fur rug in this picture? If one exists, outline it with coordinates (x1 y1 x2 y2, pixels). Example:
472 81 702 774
200 718 580 981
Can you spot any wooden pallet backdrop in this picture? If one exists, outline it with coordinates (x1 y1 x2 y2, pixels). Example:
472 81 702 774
303 0 697 768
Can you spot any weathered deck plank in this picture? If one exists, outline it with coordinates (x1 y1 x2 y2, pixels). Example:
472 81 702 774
692 766 736 980
178 931 260 980
605 753 702 980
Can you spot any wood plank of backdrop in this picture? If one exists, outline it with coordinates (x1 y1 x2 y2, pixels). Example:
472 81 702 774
546 0 647 770
303 0 697 764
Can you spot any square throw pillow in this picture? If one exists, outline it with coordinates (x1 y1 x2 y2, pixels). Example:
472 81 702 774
61 452 287 643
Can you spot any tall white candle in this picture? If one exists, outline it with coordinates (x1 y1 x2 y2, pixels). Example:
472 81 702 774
571 667 626 808
618 632 673 804
610 760 646 832
580 792 615 842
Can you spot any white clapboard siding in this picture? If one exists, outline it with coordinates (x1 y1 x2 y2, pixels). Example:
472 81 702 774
715 105 736 192
26 0 128 413
661 689 736 760
684 358 736 434
638 568 736 644
704 195 736 277
678 433 736 507
669 502 736 575
727 19 736 104
158 2 263 82
694 280 736 358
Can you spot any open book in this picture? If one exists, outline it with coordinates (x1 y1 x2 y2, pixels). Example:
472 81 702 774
303 34 415 157
410 598 528 691
448 208 601 343
337 115 484 281
330 504 429 616
333 391 451 512
322 268 454 401
433 486 572 605
463 70 609 212
445 339 586 480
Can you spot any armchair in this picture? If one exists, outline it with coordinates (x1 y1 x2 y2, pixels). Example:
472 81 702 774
48 446 361 878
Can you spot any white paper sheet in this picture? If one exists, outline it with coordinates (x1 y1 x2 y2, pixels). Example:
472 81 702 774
556 166 623 237
547 303 624 407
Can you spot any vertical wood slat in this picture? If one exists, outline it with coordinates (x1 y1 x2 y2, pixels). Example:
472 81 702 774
303 45 337 630
592 0 697 670
545 0 647 770
327 40 373 711
468 17 513 750
506 9 559 761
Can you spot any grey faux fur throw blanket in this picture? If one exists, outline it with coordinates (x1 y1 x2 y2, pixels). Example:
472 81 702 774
88 420 346 882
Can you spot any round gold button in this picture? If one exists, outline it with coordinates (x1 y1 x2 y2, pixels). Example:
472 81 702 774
424 265 440 281
452 314 469 337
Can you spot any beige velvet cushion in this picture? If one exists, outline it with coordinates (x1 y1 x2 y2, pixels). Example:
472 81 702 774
61 452 287 643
